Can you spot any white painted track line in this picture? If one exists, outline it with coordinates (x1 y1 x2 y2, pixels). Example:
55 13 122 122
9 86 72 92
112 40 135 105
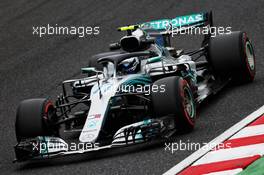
230 124 264 139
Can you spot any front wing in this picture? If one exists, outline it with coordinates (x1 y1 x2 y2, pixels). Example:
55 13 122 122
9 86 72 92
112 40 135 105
14 117 174 162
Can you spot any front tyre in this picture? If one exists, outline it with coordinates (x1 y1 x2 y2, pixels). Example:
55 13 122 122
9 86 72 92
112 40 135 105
152 76 196 133
15 98 59 142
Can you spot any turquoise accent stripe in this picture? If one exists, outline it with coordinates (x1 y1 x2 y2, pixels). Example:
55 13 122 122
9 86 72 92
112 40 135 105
122 75 152 86
123 80 149 85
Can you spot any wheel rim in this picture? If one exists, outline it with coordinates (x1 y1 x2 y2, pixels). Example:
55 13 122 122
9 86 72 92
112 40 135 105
245 41 255 71
183 87 195 119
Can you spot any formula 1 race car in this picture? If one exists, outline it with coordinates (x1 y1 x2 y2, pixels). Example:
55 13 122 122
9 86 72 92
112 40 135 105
14 12 255 162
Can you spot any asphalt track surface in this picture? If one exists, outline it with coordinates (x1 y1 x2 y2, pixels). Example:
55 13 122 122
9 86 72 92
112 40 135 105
1 0 264 174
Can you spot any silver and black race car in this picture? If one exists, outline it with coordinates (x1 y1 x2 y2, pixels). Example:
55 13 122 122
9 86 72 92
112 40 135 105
14 12 256 162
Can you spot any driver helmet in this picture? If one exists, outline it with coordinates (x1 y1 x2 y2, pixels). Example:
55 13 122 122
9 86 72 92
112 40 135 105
118 57 140 74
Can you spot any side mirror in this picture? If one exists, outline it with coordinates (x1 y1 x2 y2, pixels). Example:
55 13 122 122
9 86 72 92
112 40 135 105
81 67 97 74
81 67 105 78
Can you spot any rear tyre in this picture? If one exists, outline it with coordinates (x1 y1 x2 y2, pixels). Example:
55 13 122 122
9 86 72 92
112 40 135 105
15 98 59 142
208 31 256 83
152 76 196 133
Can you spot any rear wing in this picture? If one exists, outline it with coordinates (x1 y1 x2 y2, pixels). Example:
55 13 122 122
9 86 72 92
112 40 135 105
140 11 213 47
140 11 213 32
